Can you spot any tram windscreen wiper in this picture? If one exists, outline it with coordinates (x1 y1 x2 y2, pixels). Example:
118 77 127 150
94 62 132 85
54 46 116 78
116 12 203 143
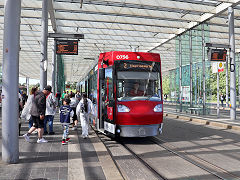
146 95 152 101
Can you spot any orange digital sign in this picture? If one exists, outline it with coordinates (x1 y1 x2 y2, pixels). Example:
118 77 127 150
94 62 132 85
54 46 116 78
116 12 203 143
209 49 227 61
56 40 78 55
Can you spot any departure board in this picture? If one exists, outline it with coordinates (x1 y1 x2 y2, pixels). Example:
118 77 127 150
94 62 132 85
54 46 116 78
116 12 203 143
208 49 227 61
56 40 78 55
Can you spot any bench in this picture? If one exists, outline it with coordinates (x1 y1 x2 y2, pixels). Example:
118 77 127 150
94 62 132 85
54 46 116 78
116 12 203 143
188 107 202 115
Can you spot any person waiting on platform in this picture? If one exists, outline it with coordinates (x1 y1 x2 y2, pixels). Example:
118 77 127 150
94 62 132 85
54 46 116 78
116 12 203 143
70 93 79 130
220 94 225 107
21 87 38 130
44 85 57 135
76 93 92 139
129 82 144 96
60 98 74 145
23 86 50 143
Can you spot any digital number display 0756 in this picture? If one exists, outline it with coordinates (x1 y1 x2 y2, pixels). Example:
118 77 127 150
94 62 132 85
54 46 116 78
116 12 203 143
116 55 129 60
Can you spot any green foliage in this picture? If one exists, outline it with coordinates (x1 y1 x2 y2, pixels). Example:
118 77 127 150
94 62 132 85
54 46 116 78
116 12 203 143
66 81 77 90
162 75 170 95
165 62 240 102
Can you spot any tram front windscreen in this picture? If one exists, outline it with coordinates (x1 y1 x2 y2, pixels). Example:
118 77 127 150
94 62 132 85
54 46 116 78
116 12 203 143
115 60 162 102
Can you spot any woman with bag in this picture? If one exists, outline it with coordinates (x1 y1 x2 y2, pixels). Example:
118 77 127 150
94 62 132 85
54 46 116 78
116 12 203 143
21 87 38 129
70 93 79 130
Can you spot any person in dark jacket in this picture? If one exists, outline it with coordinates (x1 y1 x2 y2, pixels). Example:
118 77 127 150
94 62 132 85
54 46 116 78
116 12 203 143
23 86 51 143
59 98 74 145
55 91 61 107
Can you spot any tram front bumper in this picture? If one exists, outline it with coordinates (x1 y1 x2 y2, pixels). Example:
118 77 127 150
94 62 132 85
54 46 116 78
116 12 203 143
118 124 162 137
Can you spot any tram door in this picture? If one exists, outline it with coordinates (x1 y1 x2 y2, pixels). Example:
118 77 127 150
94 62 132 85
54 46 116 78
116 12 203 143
99 67 115 134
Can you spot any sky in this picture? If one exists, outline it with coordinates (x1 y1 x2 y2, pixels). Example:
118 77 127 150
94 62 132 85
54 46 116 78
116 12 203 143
19 77 51 85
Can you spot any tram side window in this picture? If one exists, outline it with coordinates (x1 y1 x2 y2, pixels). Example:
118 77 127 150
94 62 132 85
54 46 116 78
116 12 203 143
118 81 124 97
155 79 162 101
105 68 113 101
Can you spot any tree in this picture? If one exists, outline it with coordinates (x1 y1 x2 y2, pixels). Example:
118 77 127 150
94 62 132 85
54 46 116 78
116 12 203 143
162 75 170 96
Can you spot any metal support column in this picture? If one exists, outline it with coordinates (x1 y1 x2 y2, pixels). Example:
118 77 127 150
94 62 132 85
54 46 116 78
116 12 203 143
202 24 206 115
175 70 177 107
2 0 21 163
226 55 229 107
52 39 56 95
170 72 172 101
217 71 220 117
179 36 182 112
238 54 240 107
229 7 236 120
40 0 48 91
26 77 29 96
195 63 197 104
189 30 193 113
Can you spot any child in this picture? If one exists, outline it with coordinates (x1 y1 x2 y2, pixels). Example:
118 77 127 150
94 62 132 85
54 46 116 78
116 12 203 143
59 98 74 145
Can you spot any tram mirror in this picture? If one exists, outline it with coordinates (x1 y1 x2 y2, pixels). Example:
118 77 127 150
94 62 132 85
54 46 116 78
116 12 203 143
103 59 109 66
99 68 105 80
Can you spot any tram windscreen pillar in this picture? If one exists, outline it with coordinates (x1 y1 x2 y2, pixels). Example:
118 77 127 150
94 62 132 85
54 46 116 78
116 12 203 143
98 68 105 129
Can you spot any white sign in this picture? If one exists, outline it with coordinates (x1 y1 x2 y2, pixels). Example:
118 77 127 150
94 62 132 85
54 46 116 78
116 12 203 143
218 62 224 72
211 62 225 73
171 91 176 99
182 86 190 102
211 62 218 73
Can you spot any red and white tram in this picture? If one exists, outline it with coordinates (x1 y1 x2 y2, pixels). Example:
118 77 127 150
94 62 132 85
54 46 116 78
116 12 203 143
80 51 163 137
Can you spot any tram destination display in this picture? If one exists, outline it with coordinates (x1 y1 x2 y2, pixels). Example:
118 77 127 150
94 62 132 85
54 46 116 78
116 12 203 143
208 49 227 61
56 40 78 55
115 60 160 72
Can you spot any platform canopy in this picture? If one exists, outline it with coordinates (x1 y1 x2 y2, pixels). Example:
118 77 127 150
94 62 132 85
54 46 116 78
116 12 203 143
1 0 240 82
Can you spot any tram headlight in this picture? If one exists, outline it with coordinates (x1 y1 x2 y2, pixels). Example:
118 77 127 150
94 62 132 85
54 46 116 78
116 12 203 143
117 104 130 112
154 104 162 112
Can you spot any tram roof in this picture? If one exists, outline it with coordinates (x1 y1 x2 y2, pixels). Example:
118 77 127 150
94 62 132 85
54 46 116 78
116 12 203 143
1 0 240 82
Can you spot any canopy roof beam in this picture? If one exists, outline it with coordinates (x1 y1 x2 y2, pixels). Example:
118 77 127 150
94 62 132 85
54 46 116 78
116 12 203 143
148 1 240 52
48 0 57 32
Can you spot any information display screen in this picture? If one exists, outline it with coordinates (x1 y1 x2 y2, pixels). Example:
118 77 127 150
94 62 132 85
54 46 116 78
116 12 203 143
208 49 227 61
56 40 78 55
115 60 160 72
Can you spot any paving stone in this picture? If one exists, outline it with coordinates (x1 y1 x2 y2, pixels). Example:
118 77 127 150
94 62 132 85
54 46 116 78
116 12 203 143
0 113 121 180
84 166 106 180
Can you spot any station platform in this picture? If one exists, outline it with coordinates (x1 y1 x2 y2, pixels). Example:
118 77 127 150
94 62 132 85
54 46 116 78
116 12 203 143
0 114 123 180
164 103 240 132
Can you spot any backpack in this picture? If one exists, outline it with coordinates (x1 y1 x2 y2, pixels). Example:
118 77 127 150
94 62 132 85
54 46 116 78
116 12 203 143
80 99 88 113
49 94 56 109
81 103 87 113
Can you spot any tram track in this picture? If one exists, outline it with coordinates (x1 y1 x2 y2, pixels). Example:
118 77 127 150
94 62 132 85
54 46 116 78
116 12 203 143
151 136 240 180
120 140 167 180
95 126 240 180
96 131 166 180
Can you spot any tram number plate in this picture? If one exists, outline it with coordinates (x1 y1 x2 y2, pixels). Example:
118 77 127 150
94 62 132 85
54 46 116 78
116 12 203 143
104 122 115 134
116 55 129 60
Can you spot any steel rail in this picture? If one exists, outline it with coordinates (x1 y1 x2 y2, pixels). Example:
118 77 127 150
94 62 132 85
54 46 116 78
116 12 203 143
151 136 240 180
119 140 167 180
95 128 167 180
